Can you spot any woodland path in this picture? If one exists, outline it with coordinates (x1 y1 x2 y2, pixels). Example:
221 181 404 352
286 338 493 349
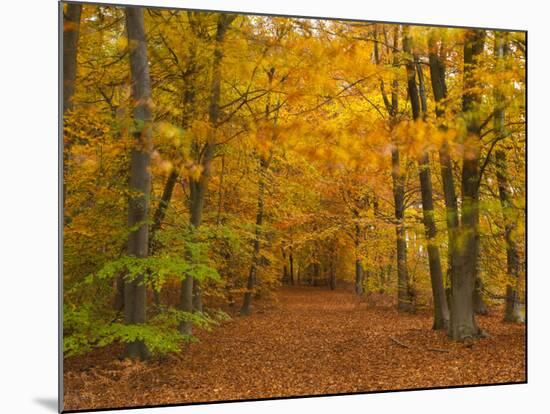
64 286 525 411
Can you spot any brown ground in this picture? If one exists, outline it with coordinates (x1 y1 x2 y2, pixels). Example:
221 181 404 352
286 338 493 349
63 286 526 412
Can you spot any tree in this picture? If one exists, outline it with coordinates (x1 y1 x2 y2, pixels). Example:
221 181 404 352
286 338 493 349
180 13 236 333
427 30 460 296
123 6 154 359
62 3 82 112
240 66 280 315
402 27 449 329
494 32 523 323
62 2 82 212
385 27 414 312
240 154 269 315
448 29 486 341
354 223 365 296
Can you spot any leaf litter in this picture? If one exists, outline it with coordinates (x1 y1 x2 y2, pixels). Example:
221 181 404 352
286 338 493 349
64 286 526 411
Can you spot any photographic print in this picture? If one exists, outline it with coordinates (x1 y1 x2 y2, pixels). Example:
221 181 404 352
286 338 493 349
61 1 526 411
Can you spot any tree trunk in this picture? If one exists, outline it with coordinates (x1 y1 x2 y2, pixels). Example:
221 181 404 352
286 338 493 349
473 277 488 315
329 253 336 290
62 3 82 214
240 158 266 315
313 261 320 286
148 36 198 308
448 29 486 341
381 26 413 312
146 170 178 306
216 154 226 225
428 34 460 283
192 280 203 313
419 151 450 329
240 66 277 315
289 247 294 285
391 145 412 312
149 169 178 254
282 247 289 284
493 32 523 323
123 6 153 360
354 224 364 295
62 3 81 113
428 33 472 337
355 258 364 295
403 30 449 329
180 14 234 332
498 145 523 322
179 274 194 335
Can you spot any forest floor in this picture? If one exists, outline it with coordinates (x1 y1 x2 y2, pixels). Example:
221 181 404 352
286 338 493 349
63 285 526 411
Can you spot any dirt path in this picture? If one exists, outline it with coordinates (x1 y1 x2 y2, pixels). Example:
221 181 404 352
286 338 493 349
64 286 526 411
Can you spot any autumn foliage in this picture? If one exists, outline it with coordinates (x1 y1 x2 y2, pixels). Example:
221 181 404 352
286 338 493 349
62 2 526 411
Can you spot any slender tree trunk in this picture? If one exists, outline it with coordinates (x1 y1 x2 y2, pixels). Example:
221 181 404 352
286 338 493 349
439 140 461 282
216 154 226 225
149 33 198 309
149 170 177 308
493 32 523 323
391 144 412 312
381 26 413 312
180 15 234 333
289 247 294 285
354 224 364 295
448 29 486 340
149 169 178 254
374 26 410 309
192 280 203 312
180 173 210 333
498 146 523 323
282 247 289 284
179 274 194 334
313 261 320 286
329 251 336 290
355 258 364 295
403 30 449 329
62 3 82 214
419 149 450 329
123 6 153 360
240 67 277 315
240 158 266 315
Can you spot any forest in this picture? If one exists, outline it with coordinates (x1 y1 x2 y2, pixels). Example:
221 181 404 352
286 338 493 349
62 2 526 411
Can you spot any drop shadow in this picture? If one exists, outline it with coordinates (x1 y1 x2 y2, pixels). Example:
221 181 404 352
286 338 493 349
34 397 58 412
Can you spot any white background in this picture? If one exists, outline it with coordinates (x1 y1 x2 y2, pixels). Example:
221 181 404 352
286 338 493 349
1 0 546 413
